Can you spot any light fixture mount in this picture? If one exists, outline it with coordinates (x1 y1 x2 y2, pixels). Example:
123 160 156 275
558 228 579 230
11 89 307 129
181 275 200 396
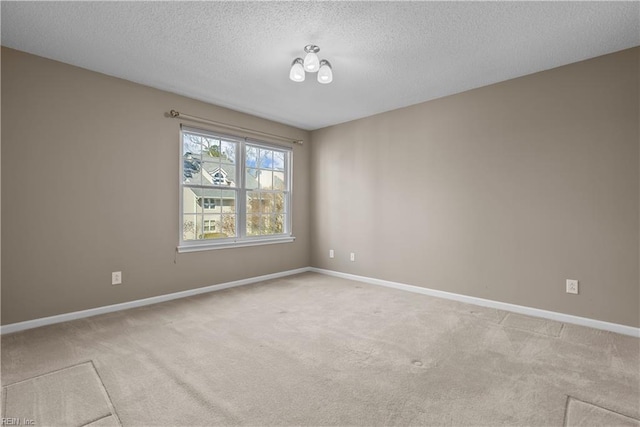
304 44 320 54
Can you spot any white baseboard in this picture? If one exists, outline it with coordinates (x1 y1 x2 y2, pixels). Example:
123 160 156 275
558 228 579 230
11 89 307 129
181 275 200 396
0 267 312 335
309 267 640 338
3 266 638 338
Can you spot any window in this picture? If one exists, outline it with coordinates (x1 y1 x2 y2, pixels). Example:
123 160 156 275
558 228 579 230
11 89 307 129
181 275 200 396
180 126 293 251
203 219 216 232
197 198 217 209
213 172 225 185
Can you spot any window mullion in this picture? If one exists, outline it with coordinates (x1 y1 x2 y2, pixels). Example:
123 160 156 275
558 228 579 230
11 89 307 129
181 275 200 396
286 151 292 235
238 140 247 239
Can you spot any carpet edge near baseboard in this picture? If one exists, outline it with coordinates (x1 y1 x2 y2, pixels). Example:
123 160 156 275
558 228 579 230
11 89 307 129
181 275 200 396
2 266 638 338
0 267 312 335
309 267 640 338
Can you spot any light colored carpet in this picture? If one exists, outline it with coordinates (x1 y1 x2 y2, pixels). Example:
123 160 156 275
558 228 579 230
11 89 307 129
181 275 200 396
2 362 120 426
1 272 638 426
565 397 640 426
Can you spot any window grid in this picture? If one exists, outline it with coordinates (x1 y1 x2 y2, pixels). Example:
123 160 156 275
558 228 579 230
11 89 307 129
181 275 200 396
180 126 292 250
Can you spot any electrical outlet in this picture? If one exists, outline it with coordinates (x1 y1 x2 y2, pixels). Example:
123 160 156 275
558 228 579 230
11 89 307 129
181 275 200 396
566 279 578 294
329 249 334 258
112 271 122 285
350 252 355 262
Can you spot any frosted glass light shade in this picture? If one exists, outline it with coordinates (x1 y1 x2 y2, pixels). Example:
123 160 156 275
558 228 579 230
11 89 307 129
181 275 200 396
317 60 333 84
303 52 320 72
289 58 305 82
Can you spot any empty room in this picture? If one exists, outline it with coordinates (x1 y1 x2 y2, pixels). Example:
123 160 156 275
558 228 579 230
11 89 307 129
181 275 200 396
1 2 639 426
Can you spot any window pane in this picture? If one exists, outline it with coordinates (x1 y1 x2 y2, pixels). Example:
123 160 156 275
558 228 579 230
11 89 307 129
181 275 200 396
246 168 259 189
247 192 260 216
221 190 236 213
259 149 273 169
246 146 258 167
221 140 236 164
273 152 285 171
274 214 284 234
221 214 236 237
273 192 285 214
202 138 221 160
258 170 273 190
203 193 221 213
247 213 260 236
183 214 198 241
183 133 204 156
259 214 284 236
183 152 202 185
260 215 275 234
203 214 224 239
273 171 285 190
183 188 208 214
261 193 274 213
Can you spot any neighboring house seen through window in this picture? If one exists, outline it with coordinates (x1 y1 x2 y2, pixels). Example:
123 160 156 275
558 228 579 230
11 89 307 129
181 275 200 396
179 126 293 251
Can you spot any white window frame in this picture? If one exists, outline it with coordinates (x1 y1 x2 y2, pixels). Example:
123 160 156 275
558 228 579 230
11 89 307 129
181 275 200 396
178 125 294 252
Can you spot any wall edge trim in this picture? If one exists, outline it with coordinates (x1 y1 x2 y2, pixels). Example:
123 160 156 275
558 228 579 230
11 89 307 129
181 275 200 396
309 267 640 338
0 267 312 335
3 266 637 338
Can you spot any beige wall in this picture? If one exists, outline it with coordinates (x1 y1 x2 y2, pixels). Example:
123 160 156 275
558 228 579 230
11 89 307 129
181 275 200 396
1 47 310 325
2 46 639 328
311 48 640 327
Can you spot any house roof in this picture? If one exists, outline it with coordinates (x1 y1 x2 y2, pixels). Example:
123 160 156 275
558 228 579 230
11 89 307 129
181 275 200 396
184 150 270 197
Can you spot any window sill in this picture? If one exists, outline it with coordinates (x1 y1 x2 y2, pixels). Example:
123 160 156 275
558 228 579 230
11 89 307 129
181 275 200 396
177 236 295 253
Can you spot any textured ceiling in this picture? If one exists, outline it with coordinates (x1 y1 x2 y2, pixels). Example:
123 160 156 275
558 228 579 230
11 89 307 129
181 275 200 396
2 2 639 130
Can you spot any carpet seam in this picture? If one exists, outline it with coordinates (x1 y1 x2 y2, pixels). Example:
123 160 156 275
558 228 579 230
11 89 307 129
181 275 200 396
81 413 114 427
2 386 6 419
563 395 570 426
558 322 566 339
566 395 640 423
2 360 114 425
2 360 95 388
90 360 123 427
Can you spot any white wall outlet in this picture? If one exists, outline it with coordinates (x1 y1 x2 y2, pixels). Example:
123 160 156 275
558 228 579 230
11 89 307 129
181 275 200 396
112 271 122 285
329 249 334 258
350 252 355 262
566 279 578 294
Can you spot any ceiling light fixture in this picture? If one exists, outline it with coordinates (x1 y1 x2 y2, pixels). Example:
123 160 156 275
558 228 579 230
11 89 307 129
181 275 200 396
290 44 333 84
